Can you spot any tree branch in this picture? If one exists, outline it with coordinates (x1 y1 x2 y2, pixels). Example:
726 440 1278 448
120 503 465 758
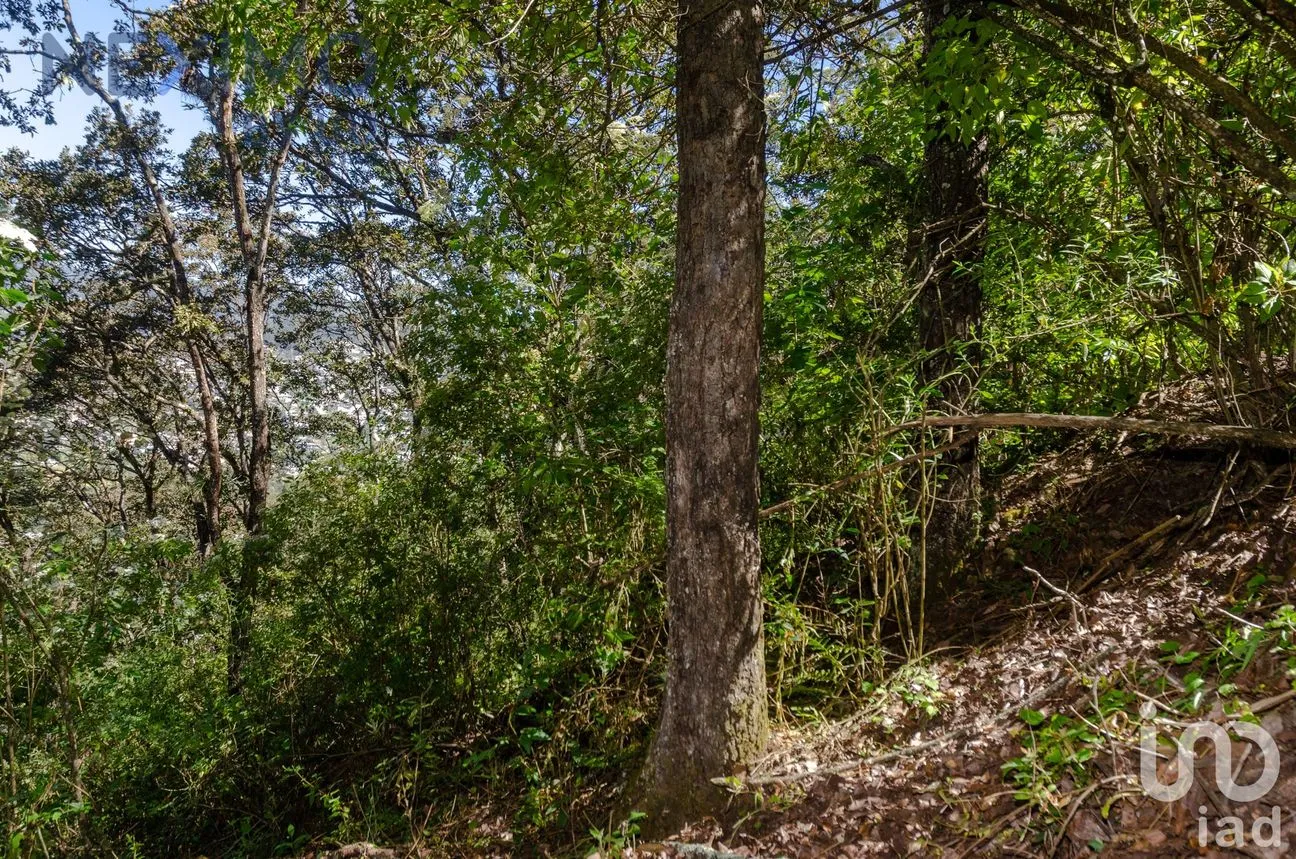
892 412 1296 449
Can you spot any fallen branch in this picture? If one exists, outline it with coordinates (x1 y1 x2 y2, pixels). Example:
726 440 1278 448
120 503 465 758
1024 564 1080 604
1077 514 1184 593
1024 564 1086 616
1242 687 1296 716
663 844 750 859
891 412 1296 450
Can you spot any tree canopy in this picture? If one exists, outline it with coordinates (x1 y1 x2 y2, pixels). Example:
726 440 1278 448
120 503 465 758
1 0 1294 854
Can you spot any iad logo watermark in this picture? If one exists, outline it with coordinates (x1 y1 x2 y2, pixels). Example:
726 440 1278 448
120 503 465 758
1138 701 1286 848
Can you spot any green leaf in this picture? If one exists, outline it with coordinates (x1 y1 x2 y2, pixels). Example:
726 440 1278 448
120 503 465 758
1019 708 1046 726
1237 281 1268 305
0 286 29 307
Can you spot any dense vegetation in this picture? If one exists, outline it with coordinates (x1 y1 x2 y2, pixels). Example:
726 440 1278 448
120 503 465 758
0 0 1293 854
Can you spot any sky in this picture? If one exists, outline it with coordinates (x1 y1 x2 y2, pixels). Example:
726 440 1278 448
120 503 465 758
0 0 204 161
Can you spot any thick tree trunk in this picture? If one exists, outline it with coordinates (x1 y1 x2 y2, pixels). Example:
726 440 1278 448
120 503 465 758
917 0 989 592
638 0 768 833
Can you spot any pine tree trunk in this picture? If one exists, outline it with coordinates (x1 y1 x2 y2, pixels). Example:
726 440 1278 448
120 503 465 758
638 0 769 832
917 0 989 591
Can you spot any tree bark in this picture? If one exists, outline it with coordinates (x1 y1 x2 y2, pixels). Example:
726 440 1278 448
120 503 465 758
917 0 989 592
211 80 271 696
209 67 312 694
638 0 768 833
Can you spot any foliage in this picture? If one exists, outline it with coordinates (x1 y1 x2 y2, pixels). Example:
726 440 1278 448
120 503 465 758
0 0 1293 853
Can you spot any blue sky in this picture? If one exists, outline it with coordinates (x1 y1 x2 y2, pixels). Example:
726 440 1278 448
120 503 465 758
0 0 204 161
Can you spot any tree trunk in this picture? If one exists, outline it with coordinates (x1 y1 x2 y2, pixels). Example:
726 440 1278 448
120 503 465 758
917 0 989 592
225 260 268 693
638 0 768 833
213 71 312 694
213 81 273 695
213 84 272 542
1093 91 1249 420
1216 178 1267 388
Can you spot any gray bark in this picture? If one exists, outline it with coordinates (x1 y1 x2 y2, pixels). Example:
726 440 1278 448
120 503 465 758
638 0 769 832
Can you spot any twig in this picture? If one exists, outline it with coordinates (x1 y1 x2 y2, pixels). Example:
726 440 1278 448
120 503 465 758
953 804 1031 859
758 433 976 519
1198 450 1240 529
1023 564 1084 610
1047 783 1101 859
488 0 537 44
1077 515 1183 592
1235 687 1296 717
1213 605 1263 630
1047 776 1130 859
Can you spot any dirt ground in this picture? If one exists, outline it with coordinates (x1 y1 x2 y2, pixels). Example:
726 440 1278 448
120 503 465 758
309 380 1296 859
624 380 1296 858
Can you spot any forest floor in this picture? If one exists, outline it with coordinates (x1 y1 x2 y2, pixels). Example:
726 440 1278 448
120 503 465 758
312 376 1296 858
622 377 1296 859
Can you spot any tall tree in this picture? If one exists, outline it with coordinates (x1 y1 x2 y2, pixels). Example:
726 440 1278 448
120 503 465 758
639 0 768 829
917 0 990 590
54 6 227 558
204 65 314 694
